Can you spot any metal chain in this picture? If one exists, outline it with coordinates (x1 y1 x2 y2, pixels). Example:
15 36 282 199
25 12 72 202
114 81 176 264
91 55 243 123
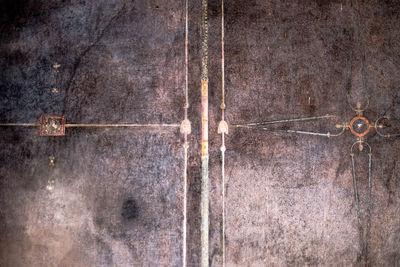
221 0 225 112
201 0 209 81
201 0 209 266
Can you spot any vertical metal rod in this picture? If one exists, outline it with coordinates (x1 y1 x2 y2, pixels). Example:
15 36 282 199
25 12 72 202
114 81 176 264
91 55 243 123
184 0 189 112
201 0 209 266
182 0 190 265
221 134 226 267
220 0 225 112
350 154 364 262
220 0 226 266
365 153 372 265
183 141 188 267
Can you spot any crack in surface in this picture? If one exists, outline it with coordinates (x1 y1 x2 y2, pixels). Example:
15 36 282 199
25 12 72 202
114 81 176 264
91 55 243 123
63 1 128 114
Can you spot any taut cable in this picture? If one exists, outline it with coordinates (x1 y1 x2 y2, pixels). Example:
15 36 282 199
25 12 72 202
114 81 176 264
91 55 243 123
179 0 191 265
233 114 336 127
350 153 364 262
0 123 40 127
366 153 372 265
350 141 372 265
0 123 179 128
65 123 179 127
218 0 228 266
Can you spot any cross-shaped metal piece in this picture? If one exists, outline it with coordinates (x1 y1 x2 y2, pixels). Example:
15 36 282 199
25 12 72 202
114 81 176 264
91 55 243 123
233 93 399 264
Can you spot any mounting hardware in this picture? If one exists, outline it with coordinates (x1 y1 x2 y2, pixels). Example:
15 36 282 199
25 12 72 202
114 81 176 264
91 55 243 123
180 119 192 135
49 156 55 166
40 116 66 136
349 116 371 137
218 120 229 134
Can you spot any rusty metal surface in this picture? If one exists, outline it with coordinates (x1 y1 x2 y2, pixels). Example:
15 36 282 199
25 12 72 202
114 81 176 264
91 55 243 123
0 0 399 266
0 0 195 266
207 0 400 266
40 116 65 136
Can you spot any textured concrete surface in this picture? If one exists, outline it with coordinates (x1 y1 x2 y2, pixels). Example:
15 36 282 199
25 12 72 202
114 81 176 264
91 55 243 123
0 0 399 266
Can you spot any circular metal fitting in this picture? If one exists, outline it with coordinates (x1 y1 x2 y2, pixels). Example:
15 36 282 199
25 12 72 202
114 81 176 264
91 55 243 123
349 116 371 137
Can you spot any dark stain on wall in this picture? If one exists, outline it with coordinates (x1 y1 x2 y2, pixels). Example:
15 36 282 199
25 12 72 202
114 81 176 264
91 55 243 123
121 199 139 221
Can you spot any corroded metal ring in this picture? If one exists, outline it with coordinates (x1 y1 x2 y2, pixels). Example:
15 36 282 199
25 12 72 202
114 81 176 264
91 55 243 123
350 116 370 137
346 93 370 114
350 140 372 154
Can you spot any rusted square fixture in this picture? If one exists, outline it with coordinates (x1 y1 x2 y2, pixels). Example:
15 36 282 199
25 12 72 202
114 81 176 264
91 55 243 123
40 115 65 136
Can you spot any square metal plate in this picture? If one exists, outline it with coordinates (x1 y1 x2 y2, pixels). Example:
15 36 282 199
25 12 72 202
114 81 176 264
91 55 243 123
40 116 65 136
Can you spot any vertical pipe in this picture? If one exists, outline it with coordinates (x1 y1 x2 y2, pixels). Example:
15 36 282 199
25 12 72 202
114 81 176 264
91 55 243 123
221 134 226 267
183 141 188 267
350 155 361 224
366 153 372 264
201 0 209 266
220 0 226 266
182 0 190 265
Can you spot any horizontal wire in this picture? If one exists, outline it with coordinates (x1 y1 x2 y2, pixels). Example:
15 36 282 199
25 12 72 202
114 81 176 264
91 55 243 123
0 123 180 128
238 125 346 138
286 129 330 137
65 123 180 128
0 123 40 127
233 114 336 127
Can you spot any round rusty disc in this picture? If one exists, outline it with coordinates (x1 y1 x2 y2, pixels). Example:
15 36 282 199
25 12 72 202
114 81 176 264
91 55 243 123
350 116 371 137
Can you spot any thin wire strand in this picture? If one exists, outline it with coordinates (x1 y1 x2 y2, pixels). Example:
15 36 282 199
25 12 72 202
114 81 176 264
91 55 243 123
0 123 40 127
182 0 189 266
233 115 335 127
366 153 372 265
183 141 188 267
237 127 346 138
286 129 331 137
221 135 226 267
221 0 225 113
350 149 373 264
184 0 189 114
220 0 226 266
0 123 179 128
350 154 364 263
65 123 179 127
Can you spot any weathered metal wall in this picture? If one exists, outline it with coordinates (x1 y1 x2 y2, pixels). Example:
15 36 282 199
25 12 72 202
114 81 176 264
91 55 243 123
0 0 399 266
207 0 400 266
0 0 198 266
